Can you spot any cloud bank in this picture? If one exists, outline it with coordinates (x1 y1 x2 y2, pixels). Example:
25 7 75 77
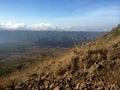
0 22 58 31
0 22 86 31
0 22 116 31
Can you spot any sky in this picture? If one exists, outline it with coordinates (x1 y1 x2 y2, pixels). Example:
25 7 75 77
0 0 120 31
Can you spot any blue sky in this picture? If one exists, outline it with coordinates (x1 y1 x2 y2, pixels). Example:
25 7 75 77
0 0 120 31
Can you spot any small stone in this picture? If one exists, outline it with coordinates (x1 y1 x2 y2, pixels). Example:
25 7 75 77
28 84 32 88
44 81 49 89
75 83 80 89
49 83 54 89
53 86 59 90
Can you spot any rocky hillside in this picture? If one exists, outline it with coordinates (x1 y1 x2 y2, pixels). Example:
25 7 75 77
3 25 120 90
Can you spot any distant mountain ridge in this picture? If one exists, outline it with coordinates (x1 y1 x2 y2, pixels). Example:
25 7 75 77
0 31 106 47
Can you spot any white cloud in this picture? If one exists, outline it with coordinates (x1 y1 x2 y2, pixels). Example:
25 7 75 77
0 22 25 30
0 22 86 31
0 22 59 31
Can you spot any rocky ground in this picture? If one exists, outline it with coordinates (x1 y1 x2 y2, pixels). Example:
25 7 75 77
7 42 120 90
9 71 119 90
